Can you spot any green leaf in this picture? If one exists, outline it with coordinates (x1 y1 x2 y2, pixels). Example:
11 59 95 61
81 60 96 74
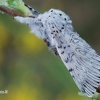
78 92 100 100
0 0 33 16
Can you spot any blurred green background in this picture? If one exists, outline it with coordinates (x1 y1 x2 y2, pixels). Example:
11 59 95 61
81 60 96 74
0 0 100 100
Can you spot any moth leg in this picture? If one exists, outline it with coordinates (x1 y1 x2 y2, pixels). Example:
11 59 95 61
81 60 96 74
43 39 59 56
51 47 59 56
43 39 51 47
96 85 100 93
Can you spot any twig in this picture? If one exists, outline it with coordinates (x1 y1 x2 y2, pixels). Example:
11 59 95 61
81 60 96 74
0 6 22 17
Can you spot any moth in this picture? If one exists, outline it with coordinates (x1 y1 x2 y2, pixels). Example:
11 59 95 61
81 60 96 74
14 5 100 97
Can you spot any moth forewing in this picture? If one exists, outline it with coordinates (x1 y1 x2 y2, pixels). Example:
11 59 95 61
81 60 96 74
14 7 100 97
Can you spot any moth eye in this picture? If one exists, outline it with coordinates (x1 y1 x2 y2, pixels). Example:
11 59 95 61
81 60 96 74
49 16 50 17
52 26 54 28
51 33 53 34
51 10 53 12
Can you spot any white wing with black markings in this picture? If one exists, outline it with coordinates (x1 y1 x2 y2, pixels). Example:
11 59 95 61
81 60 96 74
46 9 100 97
14 7 100 97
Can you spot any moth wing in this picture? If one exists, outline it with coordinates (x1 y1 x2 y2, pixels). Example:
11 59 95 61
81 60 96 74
47 13 100 97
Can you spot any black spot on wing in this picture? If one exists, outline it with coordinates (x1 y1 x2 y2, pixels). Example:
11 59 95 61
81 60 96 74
38 19 41 21
68 45 70 47
61 27 64 29
59 13 62 16
61 51 64 54
64 46 66 49
53 31 55 32
72 75 75 79
58 45 62 48
59 30 62 32
69 68 73 72
56 30 58 33
51 10 53 12
64 18 67 20
55 34 57 36
65 58 69 63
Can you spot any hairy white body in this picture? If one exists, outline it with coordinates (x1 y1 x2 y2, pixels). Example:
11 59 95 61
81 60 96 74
14 7 100 97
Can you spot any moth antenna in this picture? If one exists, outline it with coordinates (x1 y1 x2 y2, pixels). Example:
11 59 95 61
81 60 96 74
25 4 40 17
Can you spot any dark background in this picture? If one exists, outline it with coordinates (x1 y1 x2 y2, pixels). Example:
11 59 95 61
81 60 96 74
0 0 100 100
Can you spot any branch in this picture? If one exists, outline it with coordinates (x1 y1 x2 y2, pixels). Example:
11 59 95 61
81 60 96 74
0 6 22 17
